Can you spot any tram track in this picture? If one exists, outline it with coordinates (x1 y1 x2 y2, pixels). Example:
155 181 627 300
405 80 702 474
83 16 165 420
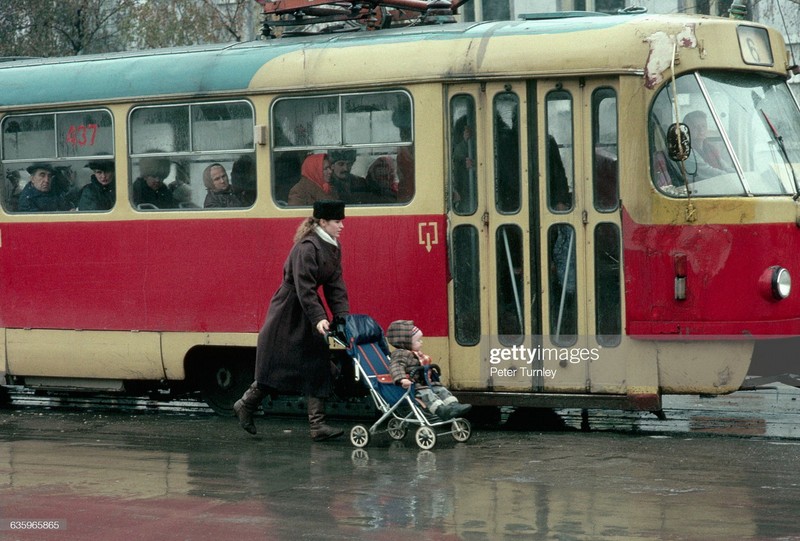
3 384 799 439
2 386 216 415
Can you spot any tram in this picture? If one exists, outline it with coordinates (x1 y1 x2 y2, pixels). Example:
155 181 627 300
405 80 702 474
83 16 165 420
1 2 799 416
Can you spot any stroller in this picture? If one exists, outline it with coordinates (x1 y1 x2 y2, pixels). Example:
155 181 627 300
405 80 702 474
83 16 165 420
329 314 471 450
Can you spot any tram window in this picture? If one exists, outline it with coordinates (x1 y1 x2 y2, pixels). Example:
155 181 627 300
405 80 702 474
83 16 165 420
548 223 577 346
450 94 477 216
271 91 414 206
2 114 54 161
496 224 524 345
494 92 521 214
647 72 779 197
131 106 189 153
273 96 340 148
192 102 254 151
700 72 800 196
129 101 255 210
546 91 574 212
592 88 619 212
452 224 481 346
1 109 114 213
343 94 406 145
594 223 621 347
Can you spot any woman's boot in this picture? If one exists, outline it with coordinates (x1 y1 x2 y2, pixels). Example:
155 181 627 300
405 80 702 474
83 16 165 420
234 382 266 435
306 396 343 441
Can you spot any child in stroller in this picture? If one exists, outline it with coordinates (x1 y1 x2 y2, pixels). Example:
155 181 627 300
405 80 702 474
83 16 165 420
332 314 472 450
386 320 472 421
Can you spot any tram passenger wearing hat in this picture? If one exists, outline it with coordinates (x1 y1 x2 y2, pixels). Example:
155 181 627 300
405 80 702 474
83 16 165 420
355 155 399 204
78 160 116 211
327 149 365 202
287 154 341 206
17 163 74 212
131 156 178 209
202 163 243 208
235 200 349 442
230 154 256 207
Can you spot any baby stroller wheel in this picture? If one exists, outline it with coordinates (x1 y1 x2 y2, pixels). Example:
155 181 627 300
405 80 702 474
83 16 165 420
350 424 370 448
415 426 437 450
451 418 472 442
387 418 407 440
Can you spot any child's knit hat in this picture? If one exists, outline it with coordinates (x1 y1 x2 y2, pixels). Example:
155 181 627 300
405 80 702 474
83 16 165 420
386 320 420 350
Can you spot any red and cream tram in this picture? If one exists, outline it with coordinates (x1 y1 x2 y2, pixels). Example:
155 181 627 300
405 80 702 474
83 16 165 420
1 2 799 416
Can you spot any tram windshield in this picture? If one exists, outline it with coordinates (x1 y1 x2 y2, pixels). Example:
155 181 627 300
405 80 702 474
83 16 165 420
650 71 800 197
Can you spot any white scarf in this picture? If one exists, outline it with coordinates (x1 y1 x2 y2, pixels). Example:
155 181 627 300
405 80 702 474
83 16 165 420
315 225 338 247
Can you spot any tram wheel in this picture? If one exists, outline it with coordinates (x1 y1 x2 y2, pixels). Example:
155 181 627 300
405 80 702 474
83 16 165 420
193 351 254 415
415 426 437 450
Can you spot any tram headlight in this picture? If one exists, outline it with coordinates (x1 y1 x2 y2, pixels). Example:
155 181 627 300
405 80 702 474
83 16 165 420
760 266 791 300
772 267 791 299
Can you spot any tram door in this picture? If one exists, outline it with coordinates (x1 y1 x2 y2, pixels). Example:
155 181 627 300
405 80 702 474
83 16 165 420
447 79 623 394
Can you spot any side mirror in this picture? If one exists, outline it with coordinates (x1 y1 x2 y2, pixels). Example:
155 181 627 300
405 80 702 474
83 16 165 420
667 123 691 162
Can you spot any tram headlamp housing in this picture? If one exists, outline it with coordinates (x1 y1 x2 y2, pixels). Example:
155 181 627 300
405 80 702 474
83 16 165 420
759 266 791 300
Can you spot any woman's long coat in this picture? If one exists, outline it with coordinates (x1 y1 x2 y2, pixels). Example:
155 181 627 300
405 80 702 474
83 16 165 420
255 231 349 397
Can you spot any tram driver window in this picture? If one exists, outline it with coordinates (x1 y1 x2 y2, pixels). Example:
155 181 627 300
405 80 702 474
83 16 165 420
129 101 255 211
645 72 781 198
1 110 114 213
271 91 414 207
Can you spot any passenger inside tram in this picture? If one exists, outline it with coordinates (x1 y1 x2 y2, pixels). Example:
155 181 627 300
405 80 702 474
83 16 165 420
166 161 194 206
230 154 256 207
78 159 116 211
3 168 23 211
17 162 75 212
287 153 339 206
451 116 475 214
354 156 399 204
682 110 734 181
547 135 571 211
202 163 243 208
132 156 178 210
393 107 415 202
328 149 363 202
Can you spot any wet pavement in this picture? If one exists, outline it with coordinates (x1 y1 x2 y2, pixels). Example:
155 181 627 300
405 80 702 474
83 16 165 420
1 385 799 540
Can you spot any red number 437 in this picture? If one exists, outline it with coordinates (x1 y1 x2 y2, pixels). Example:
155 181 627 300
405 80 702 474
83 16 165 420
66 124 98 146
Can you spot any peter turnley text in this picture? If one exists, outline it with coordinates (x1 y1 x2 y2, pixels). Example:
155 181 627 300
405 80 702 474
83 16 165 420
489 345 601 365
490 366 558 378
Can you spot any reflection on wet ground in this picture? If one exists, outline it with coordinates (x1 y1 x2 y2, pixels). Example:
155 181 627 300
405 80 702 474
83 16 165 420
564 382 800 439
1 384 799 540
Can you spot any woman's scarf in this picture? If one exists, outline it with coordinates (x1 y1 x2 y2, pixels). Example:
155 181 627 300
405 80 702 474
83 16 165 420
315 224 338 247
301 153 330 194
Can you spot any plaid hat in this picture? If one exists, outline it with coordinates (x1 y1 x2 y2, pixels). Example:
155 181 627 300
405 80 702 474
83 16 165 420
386 320 419 350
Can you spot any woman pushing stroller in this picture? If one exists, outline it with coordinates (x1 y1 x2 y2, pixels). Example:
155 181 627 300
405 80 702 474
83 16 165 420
234 194 349 441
